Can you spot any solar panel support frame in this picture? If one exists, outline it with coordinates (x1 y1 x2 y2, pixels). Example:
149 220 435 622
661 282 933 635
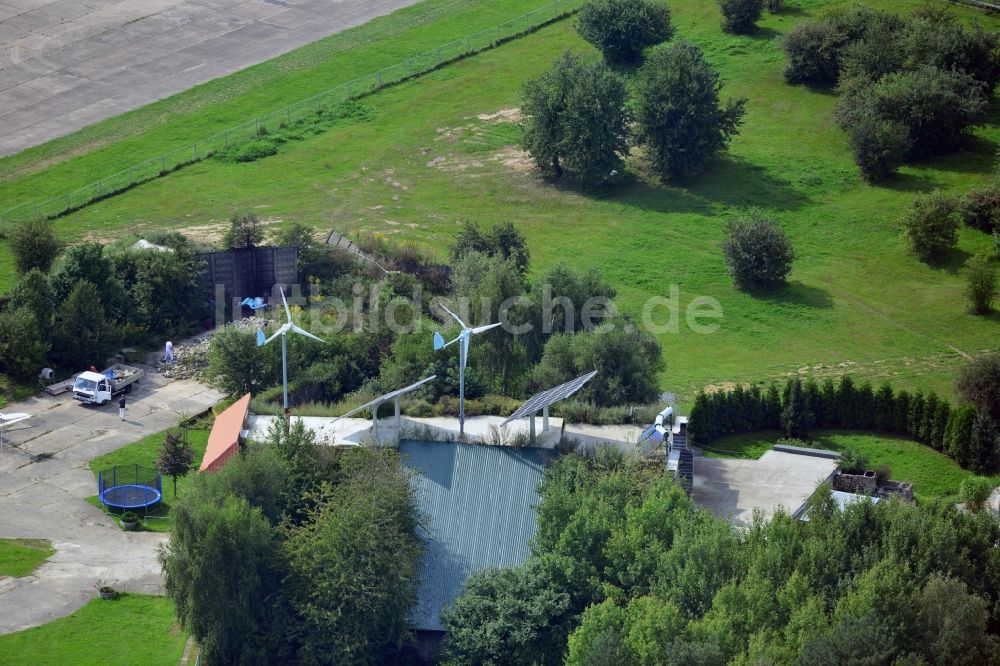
332 375 437 442
502 370 598 442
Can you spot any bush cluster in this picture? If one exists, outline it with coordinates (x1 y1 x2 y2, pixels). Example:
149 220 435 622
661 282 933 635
688 375 999 473
782 7 998 181
0 226 206 380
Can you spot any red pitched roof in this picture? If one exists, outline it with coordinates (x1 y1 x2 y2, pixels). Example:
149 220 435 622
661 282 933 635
199 393 251 473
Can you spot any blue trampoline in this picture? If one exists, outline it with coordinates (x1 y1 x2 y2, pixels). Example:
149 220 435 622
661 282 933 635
98 465 162 511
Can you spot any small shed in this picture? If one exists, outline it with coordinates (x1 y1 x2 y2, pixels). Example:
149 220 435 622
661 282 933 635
200 394 251 473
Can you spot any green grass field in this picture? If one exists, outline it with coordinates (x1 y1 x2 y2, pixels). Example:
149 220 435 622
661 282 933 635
0 539 54 578
87 425 210 532
704 429 1000 502
0 0 998 406
0 594 186 666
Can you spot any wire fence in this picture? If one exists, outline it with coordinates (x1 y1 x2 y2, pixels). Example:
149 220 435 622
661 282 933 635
0 0 584 232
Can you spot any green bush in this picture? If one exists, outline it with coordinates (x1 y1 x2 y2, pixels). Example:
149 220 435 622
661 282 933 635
837 67 988 160
847 117 910 183
633 41 746 181
575 0 674 63
721 210 796 290
901 191 961 262
961 187 1000 233
839 447 870 474
222 212 265 249
8 217 62 276
836 12 909 84
959 476 994 512
906 17 1000 93
229 139 277 163
718 0 763 35
764 0 782 12
965 255 998 315
402 398 435 417
782 21 845 85
0 307 49 380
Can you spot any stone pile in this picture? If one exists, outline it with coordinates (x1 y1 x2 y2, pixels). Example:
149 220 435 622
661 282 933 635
158 316 270 380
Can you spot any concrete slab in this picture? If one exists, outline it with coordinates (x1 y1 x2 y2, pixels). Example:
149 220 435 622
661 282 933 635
693 450 838 527
0 371 221 635
0 0 428 155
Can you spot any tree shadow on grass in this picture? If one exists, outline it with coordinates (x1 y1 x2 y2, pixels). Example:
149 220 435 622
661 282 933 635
749 280 835 309
745 26 783 41
921 247 972 276
880 171 938 194
684 154 811 212
554 154 809 215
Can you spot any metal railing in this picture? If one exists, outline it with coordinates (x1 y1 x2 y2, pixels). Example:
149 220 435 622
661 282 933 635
0 0 583 231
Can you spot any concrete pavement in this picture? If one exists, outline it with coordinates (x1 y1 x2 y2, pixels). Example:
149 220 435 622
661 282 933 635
0 372 221 634
0 0 425 155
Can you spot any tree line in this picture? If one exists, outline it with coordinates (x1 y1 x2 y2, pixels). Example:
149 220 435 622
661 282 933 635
688 354 1000 474
440 450 1000 664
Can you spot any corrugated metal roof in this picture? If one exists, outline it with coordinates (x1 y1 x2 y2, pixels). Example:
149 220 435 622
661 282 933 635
399 439 554 632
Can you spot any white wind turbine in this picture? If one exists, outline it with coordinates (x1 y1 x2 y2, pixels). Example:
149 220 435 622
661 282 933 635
434 304 502 437
259 288 325 410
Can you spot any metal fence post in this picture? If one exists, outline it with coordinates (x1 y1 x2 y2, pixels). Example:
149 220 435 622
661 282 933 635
161 156 166 173
496 25 501 44
194 142 199 160
526 13 530 29
128 168 133 185
286 107 291 125
224 130 229 149
376 71 382 88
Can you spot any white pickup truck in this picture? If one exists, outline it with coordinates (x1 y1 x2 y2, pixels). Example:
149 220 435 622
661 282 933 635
72 364 144 406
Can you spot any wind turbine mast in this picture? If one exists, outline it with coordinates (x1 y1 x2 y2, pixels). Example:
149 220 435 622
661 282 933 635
433 304 501 437
260 288 325 410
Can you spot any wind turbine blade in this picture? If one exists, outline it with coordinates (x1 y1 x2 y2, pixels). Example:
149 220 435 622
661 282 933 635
439 304 468 330
290 325 324 343
263 324 290 346
470 322 502 335
280 288 292 324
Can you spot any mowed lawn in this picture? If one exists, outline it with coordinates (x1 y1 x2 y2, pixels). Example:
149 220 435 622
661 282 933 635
0 594 186 666
704 429 1000 503
1 0 998 404
0 539 54 578
87 425 210 532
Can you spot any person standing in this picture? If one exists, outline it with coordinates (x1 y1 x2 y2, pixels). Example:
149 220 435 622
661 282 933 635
118 394 127 421
164 340 174 363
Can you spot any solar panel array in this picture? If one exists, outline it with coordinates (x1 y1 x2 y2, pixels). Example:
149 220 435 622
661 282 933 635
502 370 598 425
333 375 437 422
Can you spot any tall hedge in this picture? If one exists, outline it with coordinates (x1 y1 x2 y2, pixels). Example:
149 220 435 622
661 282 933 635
688 377 998 473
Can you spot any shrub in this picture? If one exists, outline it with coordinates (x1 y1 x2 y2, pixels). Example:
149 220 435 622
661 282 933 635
836 11 910 84
633 41 746 181
222 212 265 249
846 116 910 183
10 269 55 337
231 139 277 163
837 67 988 159
960 187 1000 233
956 353 1000 421
965 255 998 315
995 229 1000 258
839 447 870 474
782 21 845 85
52 280 118 368
0 307 49 380
721 210 795 290
959 476 993 512
8 217 62 275
521 51 630 186
906 18 1000 93
719 0 763 35
206 324 274 396
576 0 674 63
901 191 961 262
764 0 782 12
